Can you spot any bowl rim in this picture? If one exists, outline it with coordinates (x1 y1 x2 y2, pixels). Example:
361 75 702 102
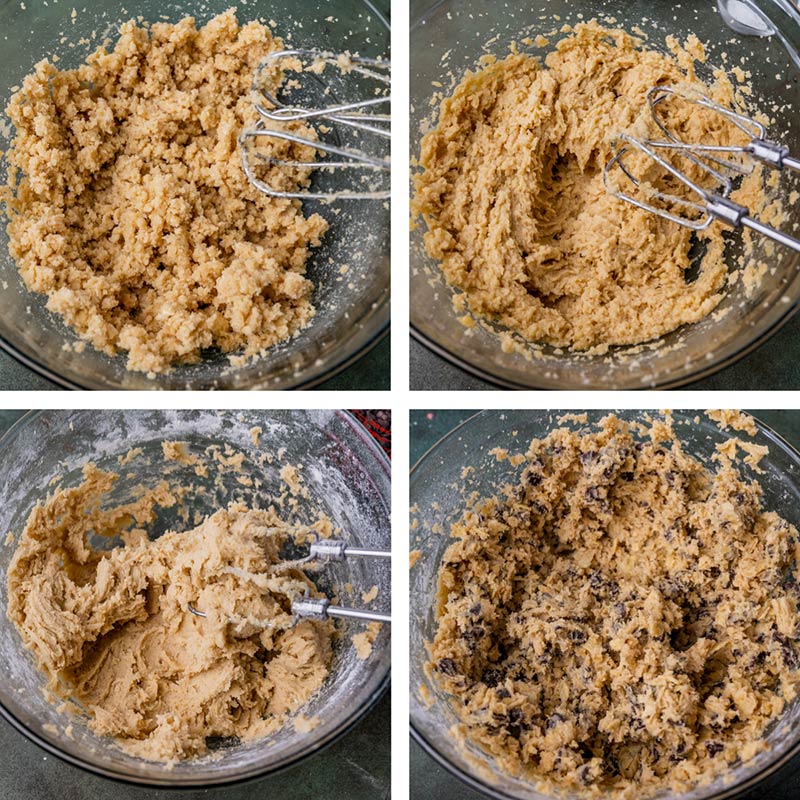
0 0 391 392
410 301 799 391
0 318 389 391
408 409 800 800
0 408 392 788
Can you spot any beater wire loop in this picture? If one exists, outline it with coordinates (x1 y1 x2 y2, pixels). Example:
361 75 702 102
239 48 390 201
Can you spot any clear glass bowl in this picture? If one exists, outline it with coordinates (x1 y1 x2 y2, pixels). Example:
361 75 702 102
0 0 389 390
0 409 391 786
410 0 800 389
410 410 800 799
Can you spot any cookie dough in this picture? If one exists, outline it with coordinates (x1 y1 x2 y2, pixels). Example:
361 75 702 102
412 23 766 352
431 413 800 796
1 10 327 374
7 463 333 762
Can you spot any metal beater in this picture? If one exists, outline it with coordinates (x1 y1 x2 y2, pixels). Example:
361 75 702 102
239 48 390 201
604 86 800 252
187 532 391 627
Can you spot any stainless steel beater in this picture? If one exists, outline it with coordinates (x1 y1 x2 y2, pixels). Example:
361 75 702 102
646 86 800 177
239 48 390 201
604 87 800 252
187 532 391 626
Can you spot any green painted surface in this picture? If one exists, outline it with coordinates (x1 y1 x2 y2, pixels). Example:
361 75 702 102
0 411 390 800
409 409 800 799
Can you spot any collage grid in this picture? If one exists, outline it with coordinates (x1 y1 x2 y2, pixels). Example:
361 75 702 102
0 0 798 799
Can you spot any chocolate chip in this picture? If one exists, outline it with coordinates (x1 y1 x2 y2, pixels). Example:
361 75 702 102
506 707 525 738
706 741 723 757
437 658 458 676
462 626 485 648
482 667 504 687
621 471 634 481
546 712 564 729
752 651 767 667
774 633 799 669
569 629 588 644
526 471 543 487
580 450 598 465
651 744 661 761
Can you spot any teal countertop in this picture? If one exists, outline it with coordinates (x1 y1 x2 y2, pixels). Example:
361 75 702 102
410 409 800 800
0 410 390 800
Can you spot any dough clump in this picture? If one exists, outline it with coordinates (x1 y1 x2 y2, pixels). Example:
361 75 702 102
2 10 327 373
431 413 800 797
7 464 333 762
412 23 766 352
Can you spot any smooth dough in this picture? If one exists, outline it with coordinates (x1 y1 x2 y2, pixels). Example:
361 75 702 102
412 23 766 352
1 10 327 374
7 464 332 762
431 414 800 797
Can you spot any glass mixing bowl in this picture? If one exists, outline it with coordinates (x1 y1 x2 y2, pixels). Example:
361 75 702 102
0 0 389 390
0 409 391 786
410 0 800 389
410 410 800 799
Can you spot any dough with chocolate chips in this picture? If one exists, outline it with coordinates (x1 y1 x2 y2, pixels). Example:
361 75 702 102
431 413 800 796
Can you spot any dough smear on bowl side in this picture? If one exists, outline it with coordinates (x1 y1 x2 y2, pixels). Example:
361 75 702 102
412 22 771 354
6 463 334 763
429 412 800 797
0 9 328 375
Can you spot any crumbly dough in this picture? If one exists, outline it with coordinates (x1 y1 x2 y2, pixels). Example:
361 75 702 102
412 23 766 352
7 464 333 762
2 10 327 373
353 621 383 661
431 414 800 797
706 409 759 437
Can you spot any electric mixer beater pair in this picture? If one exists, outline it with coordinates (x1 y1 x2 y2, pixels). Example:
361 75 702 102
189 527 391 629
604 85 800 253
